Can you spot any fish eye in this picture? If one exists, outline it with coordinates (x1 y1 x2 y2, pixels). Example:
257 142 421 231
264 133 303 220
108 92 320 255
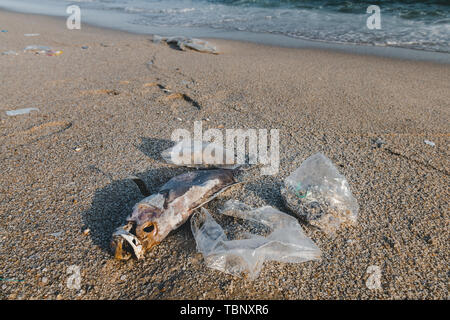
143 224 155 233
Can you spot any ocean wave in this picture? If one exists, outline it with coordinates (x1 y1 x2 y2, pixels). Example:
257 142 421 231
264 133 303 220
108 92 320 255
64 0 95 2
6 0 450 53
125 6 196 14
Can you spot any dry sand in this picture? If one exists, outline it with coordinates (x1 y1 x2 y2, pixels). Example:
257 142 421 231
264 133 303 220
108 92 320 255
0 10 448 300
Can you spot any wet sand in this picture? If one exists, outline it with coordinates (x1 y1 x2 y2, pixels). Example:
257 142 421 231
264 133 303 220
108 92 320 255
0 10 449 299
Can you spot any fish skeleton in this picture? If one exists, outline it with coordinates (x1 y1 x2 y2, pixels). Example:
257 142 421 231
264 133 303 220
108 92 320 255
111 169 238 260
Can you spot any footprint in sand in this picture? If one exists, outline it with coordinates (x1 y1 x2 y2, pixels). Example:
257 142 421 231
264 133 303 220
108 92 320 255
165 92 201 110
142 82 201 110
2 121 72 147
80 89 120 96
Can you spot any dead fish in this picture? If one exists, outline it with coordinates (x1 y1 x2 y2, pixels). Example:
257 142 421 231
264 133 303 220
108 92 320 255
111 169 239 260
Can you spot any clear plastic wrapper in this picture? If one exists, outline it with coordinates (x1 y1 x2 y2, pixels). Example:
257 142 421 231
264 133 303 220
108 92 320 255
153 35 218 54
2 51 18 56
191 201 321 279
281 152 359 234
5 107 39 116
23 45 62 56
23 45 51 53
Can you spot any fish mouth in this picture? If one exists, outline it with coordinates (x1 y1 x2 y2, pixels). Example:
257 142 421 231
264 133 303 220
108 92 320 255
111 221 159 260
111 222 144 260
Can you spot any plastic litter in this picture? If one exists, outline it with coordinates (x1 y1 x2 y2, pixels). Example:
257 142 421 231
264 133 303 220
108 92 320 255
153 35 218 54
1 30 7 33
24 33 40 37
24 45 51 53
23 45 62 56
6 108 39 116
81 46 89 49
161 140 240 169
49 231 62 238
46 50 63 56
191 201 321 279
280 153 359 234
424 140 435 147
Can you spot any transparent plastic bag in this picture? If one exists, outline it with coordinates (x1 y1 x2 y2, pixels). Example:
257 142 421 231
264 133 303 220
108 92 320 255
2 51 18 56
23 45 62 56
152 35 218 54
281 152 359 234
191 201 321 279
5 107 39 116
23 45 51 53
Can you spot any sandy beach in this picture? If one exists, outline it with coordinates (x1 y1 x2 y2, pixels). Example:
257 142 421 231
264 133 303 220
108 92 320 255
0 9 449 300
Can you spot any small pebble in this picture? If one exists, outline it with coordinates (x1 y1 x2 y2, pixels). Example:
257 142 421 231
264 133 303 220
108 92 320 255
374 137 385 148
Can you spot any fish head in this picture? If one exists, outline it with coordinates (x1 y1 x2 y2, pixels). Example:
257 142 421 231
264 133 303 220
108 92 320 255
111 194 166 260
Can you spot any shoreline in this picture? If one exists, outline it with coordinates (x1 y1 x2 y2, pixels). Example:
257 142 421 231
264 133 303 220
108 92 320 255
1 6 449 65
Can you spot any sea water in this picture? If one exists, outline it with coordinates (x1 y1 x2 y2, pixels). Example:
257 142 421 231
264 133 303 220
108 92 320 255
1 0 449 53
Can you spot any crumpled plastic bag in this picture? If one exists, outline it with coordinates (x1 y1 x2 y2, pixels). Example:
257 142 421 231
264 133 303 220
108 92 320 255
153 35 218 54
161 140 240 169
281 152 359 234
191 200 321 279
2 51 18 56
5 107 39 116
